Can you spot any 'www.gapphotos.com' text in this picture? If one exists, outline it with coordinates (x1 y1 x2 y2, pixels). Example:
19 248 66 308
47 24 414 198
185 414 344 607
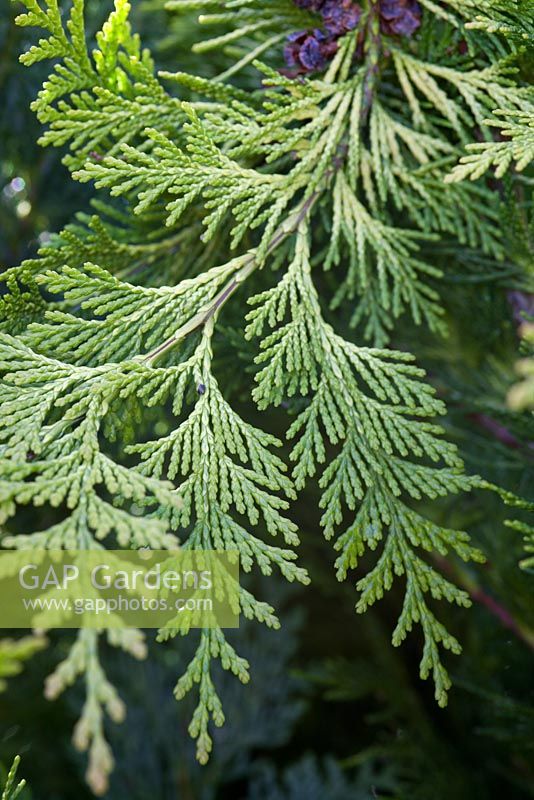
21 595 213 615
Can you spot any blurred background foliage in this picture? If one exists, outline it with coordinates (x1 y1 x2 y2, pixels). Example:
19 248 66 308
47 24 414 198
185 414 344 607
0 0 533 797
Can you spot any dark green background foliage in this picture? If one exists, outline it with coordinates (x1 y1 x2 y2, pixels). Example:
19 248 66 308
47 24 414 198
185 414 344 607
0 1 533 798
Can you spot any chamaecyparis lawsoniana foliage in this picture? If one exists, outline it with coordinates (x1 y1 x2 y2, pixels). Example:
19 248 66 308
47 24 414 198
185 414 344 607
0 634 47 692
1 757 26 800
1 0 533 793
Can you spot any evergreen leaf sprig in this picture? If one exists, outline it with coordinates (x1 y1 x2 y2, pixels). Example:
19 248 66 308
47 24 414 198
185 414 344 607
14 0 184 169
1 756 25 800
248 223 485 705
3 0 533 788
447 99 534 181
